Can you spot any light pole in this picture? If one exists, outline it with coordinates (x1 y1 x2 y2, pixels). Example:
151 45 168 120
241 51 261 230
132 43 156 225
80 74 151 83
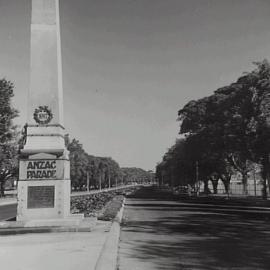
87 171 89 192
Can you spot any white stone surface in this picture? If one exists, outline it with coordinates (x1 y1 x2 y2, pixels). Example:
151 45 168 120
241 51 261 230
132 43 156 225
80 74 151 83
23 126 66 155
24 0 65 153
24 217 83 227
17 179 71 221
32 0 56 25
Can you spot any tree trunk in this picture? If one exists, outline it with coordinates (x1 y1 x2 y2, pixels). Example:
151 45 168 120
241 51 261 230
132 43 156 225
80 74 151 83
265 160 270 197
0 175 6 197
267 173 270 198
99 175 102 190
211 180 218 194
203 179 211 194
227 155 249 195
242 173 248 195
223 180 230 194
220 174 231 194
86 172 90 192
0 182 4 197
262 177 267 200
260 155 268 199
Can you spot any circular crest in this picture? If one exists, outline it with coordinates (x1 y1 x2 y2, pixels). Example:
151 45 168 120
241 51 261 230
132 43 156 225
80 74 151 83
33 106 53 125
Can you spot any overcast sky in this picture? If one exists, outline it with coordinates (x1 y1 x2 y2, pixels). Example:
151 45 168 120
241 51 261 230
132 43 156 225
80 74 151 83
0 0 270 170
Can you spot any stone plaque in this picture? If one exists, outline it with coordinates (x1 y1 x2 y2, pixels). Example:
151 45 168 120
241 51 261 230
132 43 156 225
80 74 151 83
27 186 55 209
20 159 65 180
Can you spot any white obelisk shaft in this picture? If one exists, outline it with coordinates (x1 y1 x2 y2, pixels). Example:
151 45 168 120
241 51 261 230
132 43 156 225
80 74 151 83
23 0 65 155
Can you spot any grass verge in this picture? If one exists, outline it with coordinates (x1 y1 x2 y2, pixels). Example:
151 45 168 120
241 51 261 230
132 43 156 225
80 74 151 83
98 195 125 221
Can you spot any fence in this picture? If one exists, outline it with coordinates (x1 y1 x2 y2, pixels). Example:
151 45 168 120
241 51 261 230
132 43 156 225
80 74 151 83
2 184 140 198
200 180 265 197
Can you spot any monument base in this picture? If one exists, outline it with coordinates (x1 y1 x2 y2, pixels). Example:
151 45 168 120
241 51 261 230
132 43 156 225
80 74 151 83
17 179 72 222
12 152 94 233
23 214 84 227
17 152 74 222
0 216 97 234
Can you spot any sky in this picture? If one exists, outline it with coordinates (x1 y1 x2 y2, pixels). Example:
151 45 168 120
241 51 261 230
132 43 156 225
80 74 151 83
0 0 270 170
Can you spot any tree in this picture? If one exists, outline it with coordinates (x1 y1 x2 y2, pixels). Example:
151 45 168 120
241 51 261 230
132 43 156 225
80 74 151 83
66 135 123 191
245 60 270 198
67 138 88 190
178 71 258 194
176 60 270 197
0 79 19 196
121 167 153 185
155 60 270 197
0 143 18 196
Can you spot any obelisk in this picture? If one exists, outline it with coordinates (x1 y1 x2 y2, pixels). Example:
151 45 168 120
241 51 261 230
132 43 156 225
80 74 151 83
17 0 79 225
23 0 65 154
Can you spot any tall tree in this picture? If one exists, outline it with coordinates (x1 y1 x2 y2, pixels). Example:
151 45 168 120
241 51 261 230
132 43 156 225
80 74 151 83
0 79 19 196
177 60 270 196
67 138 88 190
178 77 255 194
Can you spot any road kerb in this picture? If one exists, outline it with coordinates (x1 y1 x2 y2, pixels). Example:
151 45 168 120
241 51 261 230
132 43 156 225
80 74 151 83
0 199 17 207
95 198 126 270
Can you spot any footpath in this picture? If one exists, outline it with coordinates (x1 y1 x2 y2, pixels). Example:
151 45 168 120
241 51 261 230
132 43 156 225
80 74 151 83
0 195 125 270
0 220 110 270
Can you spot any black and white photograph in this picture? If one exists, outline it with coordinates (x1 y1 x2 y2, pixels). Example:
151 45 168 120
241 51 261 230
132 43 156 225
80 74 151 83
0 0 270 269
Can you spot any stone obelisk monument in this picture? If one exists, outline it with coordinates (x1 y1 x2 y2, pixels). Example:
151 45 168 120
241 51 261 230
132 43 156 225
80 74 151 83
17 0 81 226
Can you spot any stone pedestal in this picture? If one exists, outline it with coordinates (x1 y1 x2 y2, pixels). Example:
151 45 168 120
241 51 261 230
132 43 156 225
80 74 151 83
17 153 72 222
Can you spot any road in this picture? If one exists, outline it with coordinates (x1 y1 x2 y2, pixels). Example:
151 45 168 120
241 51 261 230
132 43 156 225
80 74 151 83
118 187 270 270
0 203 17 221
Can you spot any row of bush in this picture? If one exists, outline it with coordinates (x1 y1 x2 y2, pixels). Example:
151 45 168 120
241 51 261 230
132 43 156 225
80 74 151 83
70 187 140 220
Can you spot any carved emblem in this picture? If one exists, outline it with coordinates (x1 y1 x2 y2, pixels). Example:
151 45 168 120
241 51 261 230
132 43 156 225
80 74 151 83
33 106 53 125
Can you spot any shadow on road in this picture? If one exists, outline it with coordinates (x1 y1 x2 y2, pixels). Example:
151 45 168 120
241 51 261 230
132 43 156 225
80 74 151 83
119 186 270 270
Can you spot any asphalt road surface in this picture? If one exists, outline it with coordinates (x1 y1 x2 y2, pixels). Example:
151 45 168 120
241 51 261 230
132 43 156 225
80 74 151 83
118 187 270 270
0 203 17 221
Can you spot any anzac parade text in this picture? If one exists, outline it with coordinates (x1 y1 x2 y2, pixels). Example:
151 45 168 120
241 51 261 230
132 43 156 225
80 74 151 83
26 160 57 179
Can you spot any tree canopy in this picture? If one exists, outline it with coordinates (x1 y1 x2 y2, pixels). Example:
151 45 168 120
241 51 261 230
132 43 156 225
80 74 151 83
0 79 19 196
65 136 151 191
156 60 270 198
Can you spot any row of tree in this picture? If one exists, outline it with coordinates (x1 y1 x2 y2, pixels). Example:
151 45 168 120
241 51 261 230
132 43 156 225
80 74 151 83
156 60 270 198
0 78 153 195
66 136 122 190
122 167 155 185
66 136 154 190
